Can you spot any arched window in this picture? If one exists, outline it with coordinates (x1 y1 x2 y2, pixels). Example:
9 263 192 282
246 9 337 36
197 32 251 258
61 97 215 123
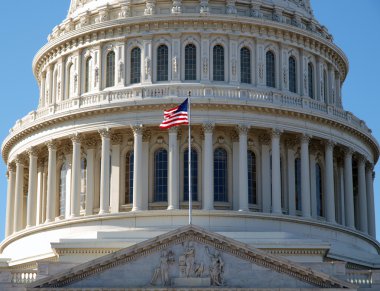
289 56 297 93
240 47 251 84
67 63 75 99
266 51 275 88
316 163 324 217
53 70 58 102
59 163 67 217
308 63 314 99
247 150 257 204
184 148 198 201
157 45 169 81
84 57 92 93
130 47 141 84
213 45 224 81
106 51 115 88
214 148 228 202
323 69 328 103
154 149 168 202
125 152 134 204
295 158 302 211
185 44 197 81
80 158 87 211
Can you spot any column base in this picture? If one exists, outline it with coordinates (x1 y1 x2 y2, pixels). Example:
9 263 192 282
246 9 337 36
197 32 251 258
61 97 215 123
131 207 141 212
98 210 110 215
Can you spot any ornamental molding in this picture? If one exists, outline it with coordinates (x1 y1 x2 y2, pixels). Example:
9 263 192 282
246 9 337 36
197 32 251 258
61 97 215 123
30 225 354 289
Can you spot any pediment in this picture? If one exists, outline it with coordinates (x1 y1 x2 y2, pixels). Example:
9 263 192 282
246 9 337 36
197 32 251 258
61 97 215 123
29 225 354 289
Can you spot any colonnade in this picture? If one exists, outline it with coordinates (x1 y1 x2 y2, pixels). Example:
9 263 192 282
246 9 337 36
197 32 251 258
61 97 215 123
4 125 376 239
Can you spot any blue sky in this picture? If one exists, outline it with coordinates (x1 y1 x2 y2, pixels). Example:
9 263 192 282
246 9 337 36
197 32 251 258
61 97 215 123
0 0 379 242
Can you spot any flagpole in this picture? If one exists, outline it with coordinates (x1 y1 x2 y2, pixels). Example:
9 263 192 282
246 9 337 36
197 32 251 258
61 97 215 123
188 91 192 225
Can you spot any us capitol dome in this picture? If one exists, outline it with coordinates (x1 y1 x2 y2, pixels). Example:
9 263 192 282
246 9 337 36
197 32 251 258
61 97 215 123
0 0 379 289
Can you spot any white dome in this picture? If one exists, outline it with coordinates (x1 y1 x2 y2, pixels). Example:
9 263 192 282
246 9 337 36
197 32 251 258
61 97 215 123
68 0 129 18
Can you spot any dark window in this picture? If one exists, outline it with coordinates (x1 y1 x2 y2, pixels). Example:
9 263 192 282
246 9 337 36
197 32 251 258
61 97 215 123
130 47 141 84
59 163 67 217
323 69 328 102
85 57 92 93
106 51 115 87
184 148 198 201
213 45 225 81
240 47 251 84
295 158 302 211
80 158 87 211
185 44 197 81
316 163 323 217
266 51 275 87
157 45 169 81
308 63 314 99
125 152 134 204
154 148 168 202
289 56 296 93
214 148 228 202
248 150 257 204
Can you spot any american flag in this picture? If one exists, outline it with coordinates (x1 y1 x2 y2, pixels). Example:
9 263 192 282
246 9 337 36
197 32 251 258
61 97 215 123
159 99 189 129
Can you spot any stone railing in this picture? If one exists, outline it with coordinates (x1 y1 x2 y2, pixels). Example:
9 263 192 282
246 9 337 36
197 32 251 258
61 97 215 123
11 270 37 284
346 270 372 288
6 85 372 140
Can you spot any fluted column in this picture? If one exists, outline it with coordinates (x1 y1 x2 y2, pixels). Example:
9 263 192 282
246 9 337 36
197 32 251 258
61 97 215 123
45 141 57 223
260 135 271 213
85 139 96 216
99 129 111 214
286 140 296 216
324 140 336 223
300 134 311 218
14 156 25 232
309 151 317 219
238 125 249 211
168 127 179 210
358 156 368 233
132 125 143 211
36 162 44 225
110 134 122 213
271 129 282 214
70 134 82 218
26 148 38 227
344 148 355 229
203 123 214 210
5 164 16 236
366 167 376 237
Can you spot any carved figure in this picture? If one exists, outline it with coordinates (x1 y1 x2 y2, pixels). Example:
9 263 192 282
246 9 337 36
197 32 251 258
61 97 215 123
183 241 195 277
205 247 224 286
145 57 151 79
151 250 175 286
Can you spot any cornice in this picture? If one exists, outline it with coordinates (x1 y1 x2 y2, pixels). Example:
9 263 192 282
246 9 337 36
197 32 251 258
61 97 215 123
2 90 378 164
32 14 348 82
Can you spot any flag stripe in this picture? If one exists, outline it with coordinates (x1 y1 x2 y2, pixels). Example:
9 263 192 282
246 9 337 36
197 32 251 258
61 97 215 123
160 99 189 129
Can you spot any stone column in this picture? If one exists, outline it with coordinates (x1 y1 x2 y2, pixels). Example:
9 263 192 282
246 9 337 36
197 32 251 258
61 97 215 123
171 34 181 82
94 45 102 91
238 125 249 211
26 148 38 227
132 125 143 211
260 134 271 213
110 134 122 213
309 151 317 219
168 127 179 210
358 156 368 233
45 141 57 223
203 123 214 210
36 162 44 225
99 129 111 214
286 141 296 216
324 140 336 223
344 148 355 229
366 167 376 237
70 134 82 218
39 72 46 107
201 34 210 82
142 38 153 84
85 139 97 216
5 164 16 237
338 161 345 225
300 134 311 218
271 129 282 214
14 156 25 232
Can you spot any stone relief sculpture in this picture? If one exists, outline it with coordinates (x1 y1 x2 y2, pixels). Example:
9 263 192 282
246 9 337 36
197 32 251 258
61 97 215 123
144 0 156 16
205 246 224 286
145 57 151 80
171 0 182 14
199 0 209 15
151 250 175 286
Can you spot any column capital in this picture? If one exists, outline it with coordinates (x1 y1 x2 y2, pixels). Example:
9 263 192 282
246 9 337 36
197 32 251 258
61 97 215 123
259 133 271 145
7 163 16 173
202 123 214 134
142 128 152 142
357 154 367 165
343 147 354 157
366 162 374 171
70 133 83 144
271 128 282 139
27 147 39 158
45 140 58 151
83 136 99 149
299 133 311 144
237 124 249 135
168 127 178 134
285 138 297 149
111 133 123 145
99 128 111 139
131 124 144 135
324 139 335 150
15 155 26 166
